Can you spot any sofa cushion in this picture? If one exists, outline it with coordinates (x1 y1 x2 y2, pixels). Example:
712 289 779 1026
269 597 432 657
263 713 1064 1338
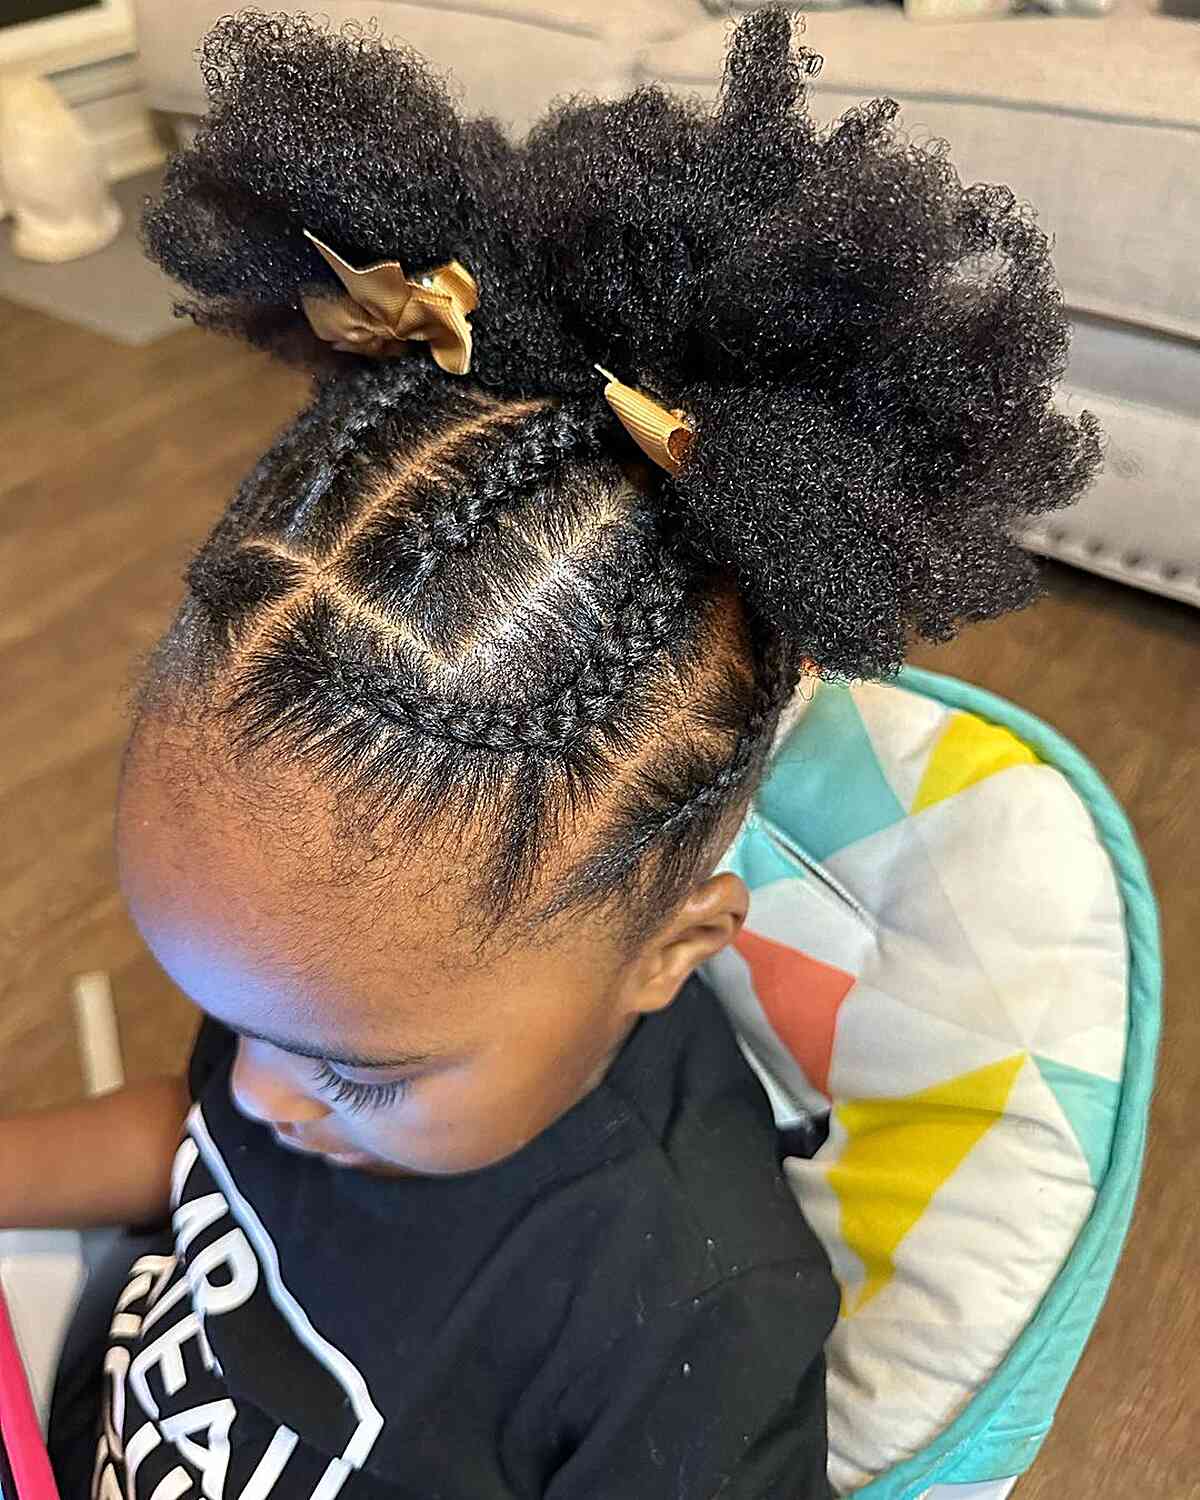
1029 313 1200 609
133 0 699 135
638 0 1200 341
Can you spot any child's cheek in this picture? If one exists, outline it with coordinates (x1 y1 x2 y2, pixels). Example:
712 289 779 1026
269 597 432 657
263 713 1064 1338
339 1076 481 1173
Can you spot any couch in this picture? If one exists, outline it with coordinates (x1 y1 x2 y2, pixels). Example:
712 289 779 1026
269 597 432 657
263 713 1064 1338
131 0 1200 609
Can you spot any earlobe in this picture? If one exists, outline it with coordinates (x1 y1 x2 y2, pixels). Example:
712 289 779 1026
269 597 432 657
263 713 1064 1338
629 872 749 1016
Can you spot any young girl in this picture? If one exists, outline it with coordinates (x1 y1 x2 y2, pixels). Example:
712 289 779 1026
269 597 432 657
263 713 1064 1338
3 9 1099 1498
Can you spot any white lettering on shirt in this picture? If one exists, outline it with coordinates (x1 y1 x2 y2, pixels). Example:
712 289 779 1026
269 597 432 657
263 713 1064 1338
95 1105 383 1500
158 1398 235 1500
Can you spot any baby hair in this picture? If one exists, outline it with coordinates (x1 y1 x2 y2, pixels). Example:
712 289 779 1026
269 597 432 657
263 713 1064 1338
137 8 1100 953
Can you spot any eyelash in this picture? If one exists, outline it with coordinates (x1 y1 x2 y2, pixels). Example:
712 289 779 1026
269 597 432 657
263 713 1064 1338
309 1060 411 1115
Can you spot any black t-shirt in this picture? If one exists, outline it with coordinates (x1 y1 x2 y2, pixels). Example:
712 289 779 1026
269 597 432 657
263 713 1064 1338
92 973 838 1499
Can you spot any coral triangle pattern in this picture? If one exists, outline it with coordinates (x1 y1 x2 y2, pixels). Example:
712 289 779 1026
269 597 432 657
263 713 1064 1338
733 927 856 1098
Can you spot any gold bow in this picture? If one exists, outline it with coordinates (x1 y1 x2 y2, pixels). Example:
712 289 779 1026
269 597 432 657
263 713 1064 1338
596 366 694 477
300 229 478 375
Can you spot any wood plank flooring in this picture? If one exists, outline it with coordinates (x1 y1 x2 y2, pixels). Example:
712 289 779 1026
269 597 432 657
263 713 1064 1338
2 296 1196 1497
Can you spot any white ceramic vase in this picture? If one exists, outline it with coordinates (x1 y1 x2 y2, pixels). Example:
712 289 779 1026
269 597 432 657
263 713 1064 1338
0 70 122 263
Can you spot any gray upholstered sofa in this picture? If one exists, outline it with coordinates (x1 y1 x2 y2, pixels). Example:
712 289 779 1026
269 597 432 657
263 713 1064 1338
131 0 1200 609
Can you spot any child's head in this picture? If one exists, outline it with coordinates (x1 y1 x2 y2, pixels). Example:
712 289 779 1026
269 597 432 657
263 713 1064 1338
118 10 1099 1175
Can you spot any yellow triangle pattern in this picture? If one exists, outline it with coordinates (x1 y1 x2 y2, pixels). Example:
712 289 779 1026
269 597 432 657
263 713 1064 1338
911 712 1038 816
828 1053 1027 1316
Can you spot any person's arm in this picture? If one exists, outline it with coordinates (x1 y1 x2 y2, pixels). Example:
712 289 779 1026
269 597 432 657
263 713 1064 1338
0 1076 191 1231
546 1262 837 1500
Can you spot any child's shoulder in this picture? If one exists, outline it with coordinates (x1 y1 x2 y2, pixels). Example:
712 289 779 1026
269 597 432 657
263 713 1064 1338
520 979 838 1428
530 972 833 1330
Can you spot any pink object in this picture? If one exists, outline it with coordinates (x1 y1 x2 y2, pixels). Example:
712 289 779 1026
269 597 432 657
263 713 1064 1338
0 1288 59 1500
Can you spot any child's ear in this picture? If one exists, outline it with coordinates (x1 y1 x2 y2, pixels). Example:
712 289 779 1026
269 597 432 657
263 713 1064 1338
623 872 749 1017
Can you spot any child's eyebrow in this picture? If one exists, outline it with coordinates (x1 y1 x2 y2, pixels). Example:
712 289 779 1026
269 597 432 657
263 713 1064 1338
234 1023 435 1071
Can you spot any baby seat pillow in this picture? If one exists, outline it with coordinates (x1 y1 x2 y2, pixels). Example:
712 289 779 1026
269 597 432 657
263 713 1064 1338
701 667 1157 1496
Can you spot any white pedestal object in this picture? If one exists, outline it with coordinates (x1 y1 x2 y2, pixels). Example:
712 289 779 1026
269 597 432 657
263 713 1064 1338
0 70 122 262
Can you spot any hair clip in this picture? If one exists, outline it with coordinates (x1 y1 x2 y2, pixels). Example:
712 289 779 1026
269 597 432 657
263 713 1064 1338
300 229 478 374
596 366 695 476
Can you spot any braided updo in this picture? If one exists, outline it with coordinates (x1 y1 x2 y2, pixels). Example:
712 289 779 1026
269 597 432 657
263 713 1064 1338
137 8 1100 953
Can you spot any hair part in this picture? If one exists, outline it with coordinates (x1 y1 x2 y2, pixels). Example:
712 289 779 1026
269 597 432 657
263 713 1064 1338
136 8 1101 953
138 367 782 957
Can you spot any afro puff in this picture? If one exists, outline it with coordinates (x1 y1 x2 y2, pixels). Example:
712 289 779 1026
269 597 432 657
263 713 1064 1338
132 10 1106 946
143 6 1101 683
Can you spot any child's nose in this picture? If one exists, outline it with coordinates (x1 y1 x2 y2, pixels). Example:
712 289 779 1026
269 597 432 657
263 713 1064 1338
230 1038 330 1127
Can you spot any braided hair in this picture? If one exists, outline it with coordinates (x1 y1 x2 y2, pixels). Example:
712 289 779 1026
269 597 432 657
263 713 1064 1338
137 8 1100 954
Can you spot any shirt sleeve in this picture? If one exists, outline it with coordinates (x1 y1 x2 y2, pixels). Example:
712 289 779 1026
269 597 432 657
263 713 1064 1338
546 1263 836 1500
187 1016 237 1102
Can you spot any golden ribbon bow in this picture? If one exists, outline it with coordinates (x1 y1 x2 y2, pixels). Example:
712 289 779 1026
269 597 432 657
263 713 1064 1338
300 229 478 375
596 366 695 477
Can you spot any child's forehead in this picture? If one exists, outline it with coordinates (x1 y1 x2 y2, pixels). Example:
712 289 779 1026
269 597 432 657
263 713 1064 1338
120 722 480 957
120 703 631 936
116 714 619 1042
116 781 503 1063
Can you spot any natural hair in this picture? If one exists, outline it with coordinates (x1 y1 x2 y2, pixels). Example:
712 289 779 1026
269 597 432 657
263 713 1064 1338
137 7 1100 955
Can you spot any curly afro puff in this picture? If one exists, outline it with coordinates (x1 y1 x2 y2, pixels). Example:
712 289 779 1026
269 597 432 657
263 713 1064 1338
137 9 1100 946
144 7 1099 682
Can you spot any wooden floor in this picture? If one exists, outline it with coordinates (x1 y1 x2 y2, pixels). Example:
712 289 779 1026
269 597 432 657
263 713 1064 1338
2 296 1197 1497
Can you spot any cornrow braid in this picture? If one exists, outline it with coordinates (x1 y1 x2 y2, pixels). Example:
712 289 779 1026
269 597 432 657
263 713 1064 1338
142 368 765 948
415 402 611 558
226 541 697 762
532 638 786 934
137 9 1101 952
